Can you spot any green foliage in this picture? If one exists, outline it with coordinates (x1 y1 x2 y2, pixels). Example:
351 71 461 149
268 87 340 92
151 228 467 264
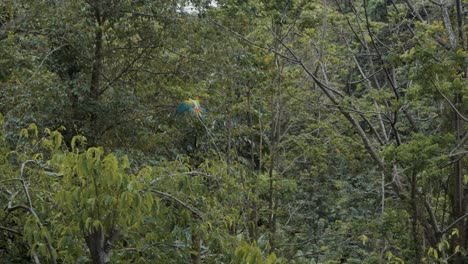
51 145 152 260
233 241 277 264
1 0 467 263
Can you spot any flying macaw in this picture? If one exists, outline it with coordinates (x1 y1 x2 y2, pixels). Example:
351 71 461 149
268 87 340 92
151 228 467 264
176 98 205 117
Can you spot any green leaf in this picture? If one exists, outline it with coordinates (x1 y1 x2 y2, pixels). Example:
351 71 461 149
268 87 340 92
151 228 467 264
359 234 368 245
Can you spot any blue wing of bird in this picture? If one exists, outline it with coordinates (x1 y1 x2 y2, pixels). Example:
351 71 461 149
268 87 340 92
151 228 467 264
176 102 192 114
176 99 206 118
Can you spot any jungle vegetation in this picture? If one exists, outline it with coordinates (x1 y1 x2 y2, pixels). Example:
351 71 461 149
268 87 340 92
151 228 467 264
0 0 467 263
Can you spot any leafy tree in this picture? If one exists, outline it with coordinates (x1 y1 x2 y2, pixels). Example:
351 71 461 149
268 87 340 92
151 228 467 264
1 0 467 263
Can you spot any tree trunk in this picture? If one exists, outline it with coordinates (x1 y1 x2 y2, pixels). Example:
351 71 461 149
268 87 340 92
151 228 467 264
446 1 466 262
247 88 259 242
410 172 422 264
452 92 465 263
190 228 201 264
84 228 117 264
88 2 104 146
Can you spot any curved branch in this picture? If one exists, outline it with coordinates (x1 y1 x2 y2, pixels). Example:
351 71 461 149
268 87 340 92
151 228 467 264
25 45 66 84
432 81 468 122
19 160 57 264
150 190 204 220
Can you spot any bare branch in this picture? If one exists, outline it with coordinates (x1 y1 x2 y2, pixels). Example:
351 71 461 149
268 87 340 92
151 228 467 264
428 0 448 7
0 226 23 236
99 46 151 96
449 132 468 155
442 212 468 234
448 151 468 158
7 204 31 213
25 45 67 84
208 1 385 170
440 3 458 49
432 80 468 122
0 178 23 184
128 69 186 76
150 190 204 220
395 0 450 49
32 251 40 264
348 69 384 85
363 0 399 100
207 16 299 63
18 160 57 264
299 61 386 170
2 204 30 222
20 160 39 210
424 198 442 237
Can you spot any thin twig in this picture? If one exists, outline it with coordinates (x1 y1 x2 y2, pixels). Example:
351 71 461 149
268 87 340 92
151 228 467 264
25 45 66 84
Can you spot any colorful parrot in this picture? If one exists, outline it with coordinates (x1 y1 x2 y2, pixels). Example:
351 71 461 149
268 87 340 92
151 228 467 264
176 98 205 117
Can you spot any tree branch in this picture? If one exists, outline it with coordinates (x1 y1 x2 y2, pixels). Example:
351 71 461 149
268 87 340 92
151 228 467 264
20 160 39 210
0 178 23 184
19 160 57 264
432 80 468 122
207 16 299 64
442 212 468 234
440 4 458 49
209 2 386 171
449 132 468 155
424 197 442 238
150 190 204 220
299 61 386 170
99 46 151 96
24 45 66 85
0 226 23 236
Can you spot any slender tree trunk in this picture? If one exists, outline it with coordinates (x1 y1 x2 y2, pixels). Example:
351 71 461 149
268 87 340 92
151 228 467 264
226 119 232 177
268 104 278 252
441 4 457 49
267 20 283 252
410 172 422 264
452 92 465 263
88 4 104 146
247 88 258 242
451 1 466 259
190 228 201 264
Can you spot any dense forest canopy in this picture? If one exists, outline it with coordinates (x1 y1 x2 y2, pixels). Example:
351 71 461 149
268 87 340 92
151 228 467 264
0 0 467 263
